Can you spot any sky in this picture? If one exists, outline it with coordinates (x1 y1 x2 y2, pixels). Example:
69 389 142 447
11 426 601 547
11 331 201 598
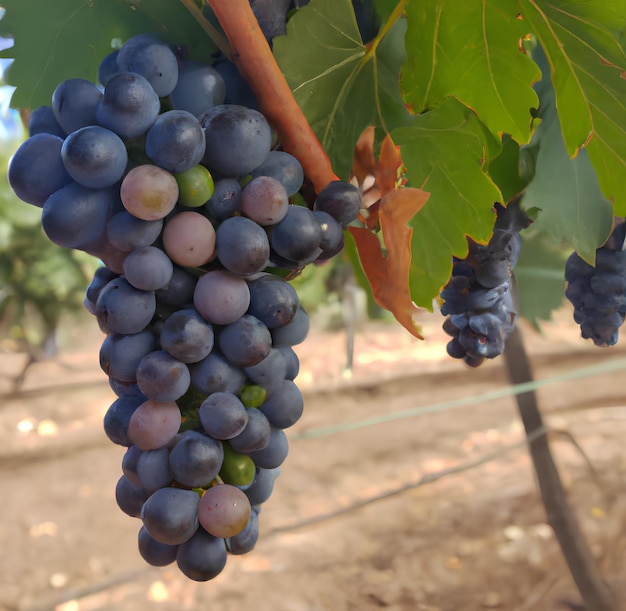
0 8 23 141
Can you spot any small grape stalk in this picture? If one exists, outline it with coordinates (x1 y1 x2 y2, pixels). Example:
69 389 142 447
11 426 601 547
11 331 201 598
440 199 529 367
565 220 626 346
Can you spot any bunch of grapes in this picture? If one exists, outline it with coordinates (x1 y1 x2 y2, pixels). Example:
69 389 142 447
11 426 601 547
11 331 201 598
8 33 361 581
440 202 528 367
565 221 626 347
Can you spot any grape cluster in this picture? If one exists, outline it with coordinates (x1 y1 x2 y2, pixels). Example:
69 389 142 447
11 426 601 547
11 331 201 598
8 33 361 581
440 202 528 367
565 221 626 347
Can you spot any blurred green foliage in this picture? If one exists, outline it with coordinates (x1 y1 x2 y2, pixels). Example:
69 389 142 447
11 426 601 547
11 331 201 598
0 130 98 352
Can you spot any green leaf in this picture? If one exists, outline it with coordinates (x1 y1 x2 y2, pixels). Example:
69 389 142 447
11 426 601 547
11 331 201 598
401 0 540 144
273 0 411 180
0 0 216 109
392 98 503 309
514 230 567 327
521 45 613 263
519 0 626 212
488 135 530 202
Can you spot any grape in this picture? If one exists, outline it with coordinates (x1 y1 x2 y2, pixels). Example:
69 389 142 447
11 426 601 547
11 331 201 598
169 59 226 117
60 125 128 188
136 350 191 402
127 399 181 451
249 0 290 41
117 34 178 97
145 110 206 174
244 349 287 394
174 165 215 208
271 306 310 346
244 467 279 506
241 176 289 226
123 246 174 291
104 395 146 447
5 33 368 579
121 164 179 221
439 203 523 365
95 277 156 335
199 392 248 440
270 205 323 262
248 427 289 469
565 221 626 346
176 528 227 582
259 379 303 429
218 315 272 367
28 105 66 138
313 180 361 228
194 270 250 326
106 210 163 252
136 446 173 492
200 104 271 176
197 484 251 538
251 150 304 197
205 178 242 221
155 265 198 308
215 216 270 276
168 430 224 488
219 443 256 486
276 346 300 380
313 210 344 258
99 329 157 382
51 77 103 133
97 72 161 139
246 272 299 329
138 526 178 567
228 407 271 453
42 183 117 250
98 49 121 86
115 475 150 518
160 308 214 363
141 487 200 545
189 351 247 395
162 211 216 267
212 55 259 110
227 509 259 555
8 133 72 207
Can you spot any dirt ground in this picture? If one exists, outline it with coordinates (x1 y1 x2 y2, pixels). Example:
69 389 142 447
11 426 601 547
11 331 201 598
0 307 625 611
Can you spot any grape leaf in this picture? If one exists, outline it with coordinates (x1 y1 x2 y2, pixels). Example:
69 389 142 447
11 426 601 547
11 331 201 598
514 231 567 327
521 45 613 263
401 0 540 145
349 187 429 338
519 0 626 213
273 0 411 180
488 136 531 202
392 98 503 309
0 0 216 109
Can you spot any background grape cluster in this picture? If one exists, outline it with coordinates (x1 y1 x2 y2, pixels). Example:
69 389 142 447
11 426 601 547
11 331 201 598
7 33 360 581
565 221 626 347
440 202 528 367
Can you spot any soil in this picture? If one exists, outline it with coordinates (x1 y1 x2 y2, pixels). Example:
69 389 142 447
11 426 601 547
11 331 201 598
0 307 624 611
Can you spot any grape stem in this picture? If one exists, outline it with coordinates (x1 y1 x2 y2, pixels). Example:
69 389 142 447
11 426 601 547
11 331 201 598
203 0 339 193
503 325 617 611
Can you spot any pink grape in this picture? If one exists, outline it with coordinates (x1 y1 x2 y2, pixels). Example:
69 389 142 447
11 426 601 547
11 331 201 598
241 175 289 226
121 164 179 221
127 399 181 450
193 270 250 325
162 211 216 267
197 484 251 538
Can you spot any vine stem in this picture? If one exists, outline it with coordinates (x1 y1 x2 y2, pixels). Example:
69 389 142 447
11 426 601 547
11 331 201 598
503 324 616 611
204 0 339 193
